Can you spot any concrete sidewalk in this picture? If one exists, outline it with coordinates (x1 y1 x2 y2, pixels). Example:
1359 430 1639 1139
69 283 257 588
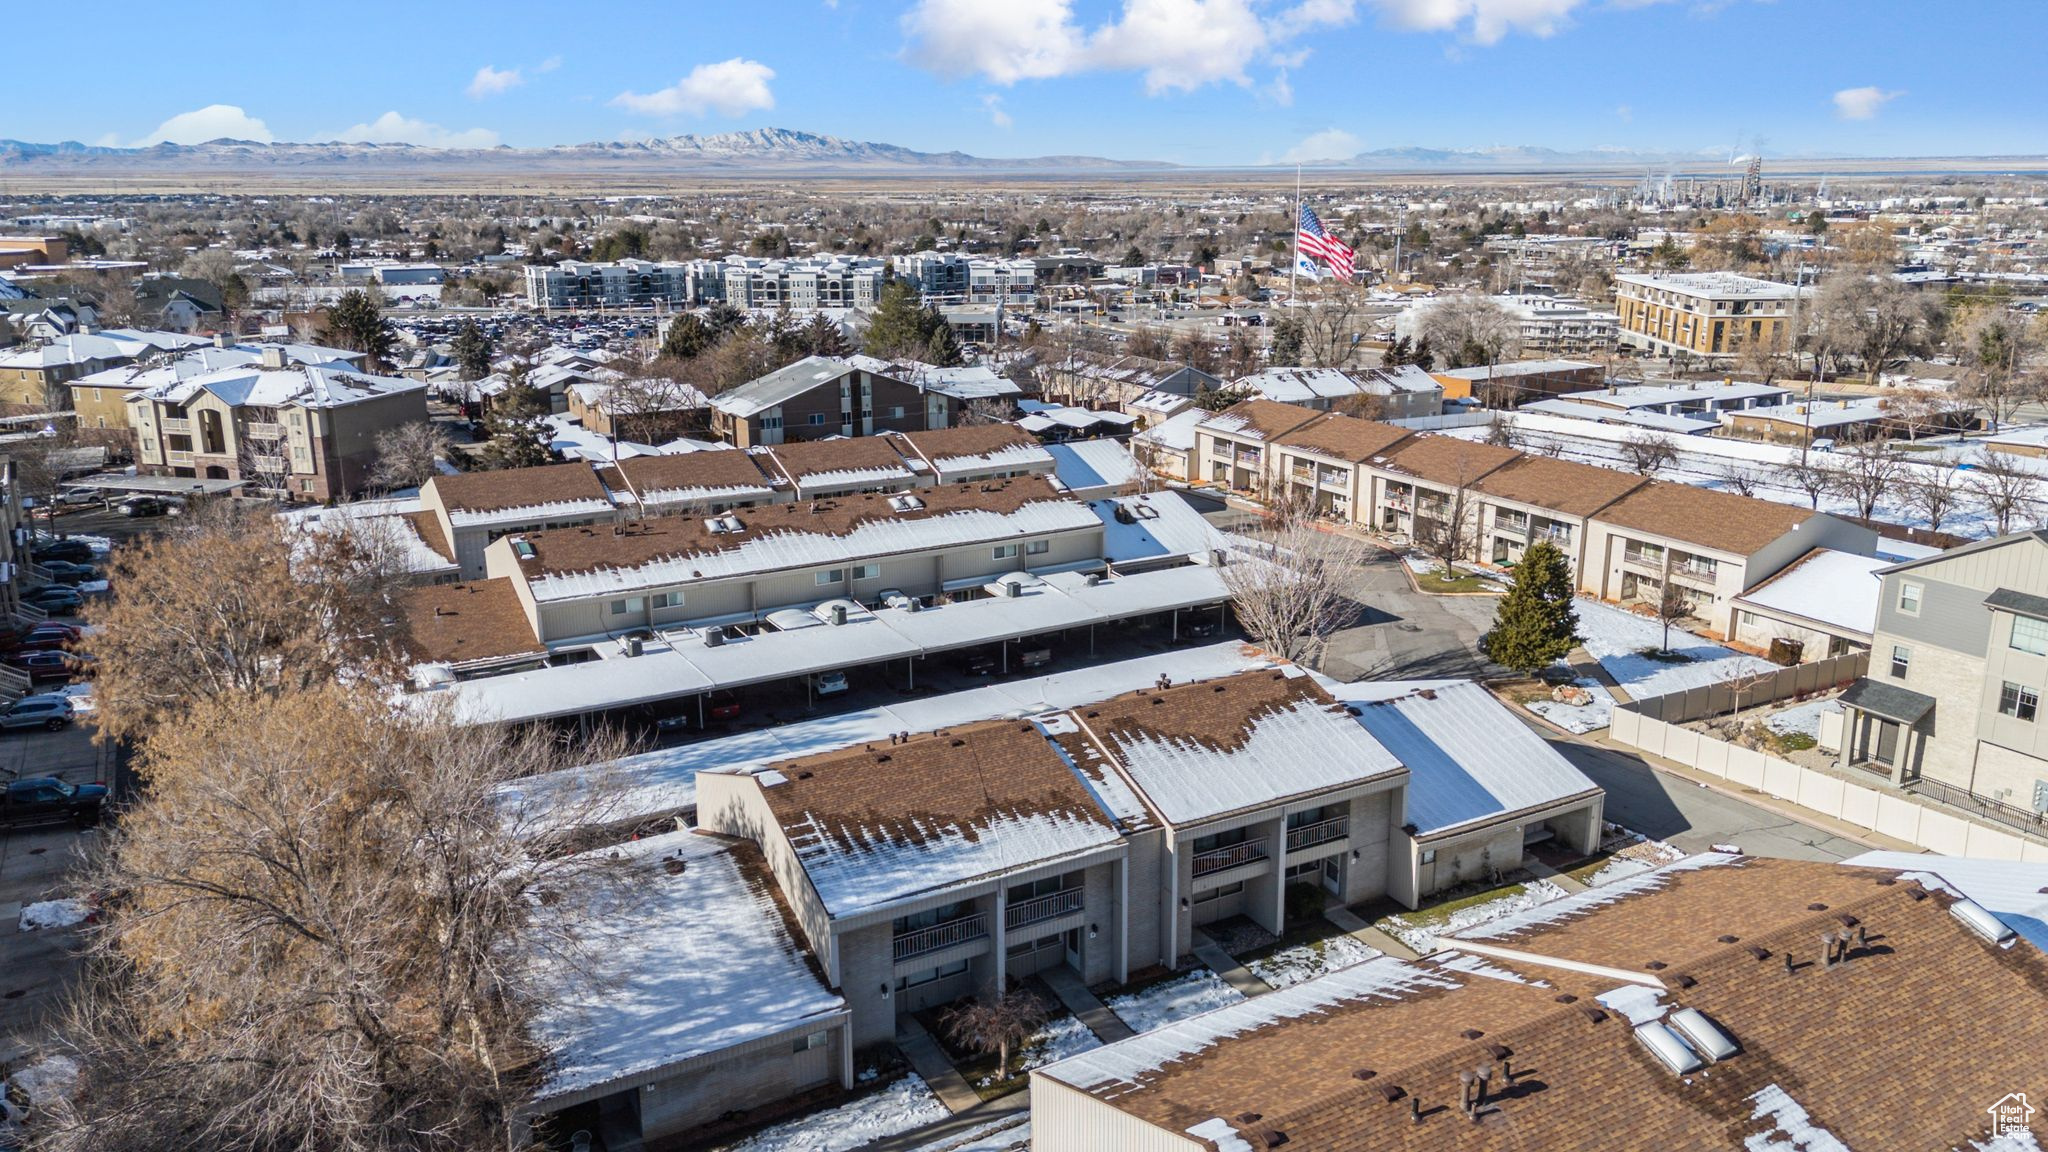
1038 964 1134 1042
1521 856 1590 894
1325 904 1422 960
1189 929 1273 998
894 1016 981 1115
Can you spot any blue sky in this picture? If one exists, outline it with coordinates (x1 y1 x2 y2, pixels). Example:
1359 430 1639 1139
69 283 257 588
11 1 2044 164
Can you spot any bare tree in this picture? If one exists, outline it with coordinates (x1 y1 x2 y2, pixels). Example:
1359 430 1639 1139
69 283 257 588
1828 441 1899 519
1618 432 1678 477
1904 467 1965 533
1412 481 1476 582
1970 457 2037 535
1653 581 1692 654
941 991 1048 1081
1717 460 1759 497
1813 273 1939 381
960 397 1015 426
1416 294 1521 402
369 421 453 491
1482 411 1519 449
1954 304 2043 433
1777 457 1836 509
1217 520 1372 667
594 374 707 444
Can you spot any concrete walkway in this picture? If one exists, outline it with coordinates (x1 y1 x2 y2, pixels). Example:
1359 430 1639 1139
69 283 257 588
894 1016 981 1115
1325 904 1423 961
860 1097 1029 1152
1521 856 1590 894
1189 929 1273 998
1038 964 1135 1042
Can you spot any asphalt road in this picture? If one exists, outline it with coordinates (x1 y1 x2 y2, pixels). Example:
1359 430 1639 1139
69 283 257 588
0 716 110 1066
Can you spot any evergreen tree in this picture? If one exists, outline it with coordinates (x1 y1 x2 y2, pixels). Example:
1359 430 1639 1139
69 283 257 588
801 312 851 357
324 289 391 370
1268 315 1305 367
863 280 929 359
1410 334 1436 371
1479 540 1581 675
1381 335 1413 367
451 319 492 381
924 319 965 368
661 313 712 360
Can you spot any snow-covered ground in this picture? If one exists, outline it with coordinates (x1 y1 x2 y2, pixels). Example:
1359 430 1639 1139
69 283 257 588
1523 677 1617 734
1401 552 1509 588
975 1014 1100 1087
1244 933 1381 990
1572 598 1773 699
1104 968 1245 1033
17 899 90 931
718 1074 949 1152
910 1117 1031 1152
1585 830 1689 887
1381 877 1571 953
1762 697 1842 740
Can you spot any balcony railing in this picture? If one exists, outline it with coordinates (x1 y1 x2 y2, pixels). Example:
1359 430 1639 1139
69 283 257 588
244 421 284 440
1536 525 1573 545
1494 515 1531 536
1318 470 1349 488
1383 494 1413 512
1234 447 1263 466
160 417 192 433
251 455 286 474
1670 562 1719 585
892 913 988 962
1192 836 1269 878
1006 889 1083 931
1286 815 1350 852
166 450 194 466
1621 548 1665 570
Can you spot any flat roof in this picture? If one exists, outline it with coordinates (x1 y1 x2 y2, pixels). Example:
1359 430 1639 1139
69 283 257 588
66 472 244 495
1732 548 1885 637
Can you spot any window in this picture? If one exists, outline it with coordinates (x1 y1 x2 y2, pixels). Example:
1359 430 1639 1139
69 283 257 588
815 569 844 586
892 901 969 935
1890 645 1911 679
1025 539 1051 556
992 544 1019 560
2012 615 2048 657
808 412 826 425
792 1031 826 1054
652 591 679 609
1898 582 1923 615
1192 827 1248 854
2000 682 2040 722
609 597 644 616
849 563 880 581
888 405 905 418
1193 881 1244 904
1008 875 1068 902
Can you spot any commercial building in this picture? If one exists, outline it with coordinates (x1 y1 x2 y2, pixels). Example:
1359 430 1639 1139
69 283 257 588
1614 272 1805 360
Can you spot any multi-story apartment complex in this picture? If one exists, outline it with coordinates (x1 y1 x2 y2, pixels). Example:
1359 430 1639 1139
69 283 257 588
1396 294 1618 355
523 256 886 311
70 338 362 432
1842 531 2048 812
891 251 1040 303
0 328 207 408
1614 272 1805 360
127 345 429 501
710 354 1013 447
1233 365 1443 420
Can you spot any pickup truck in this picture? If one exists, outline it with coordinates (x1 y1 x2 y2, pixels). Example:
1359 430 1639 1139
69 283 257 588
1 777 107 828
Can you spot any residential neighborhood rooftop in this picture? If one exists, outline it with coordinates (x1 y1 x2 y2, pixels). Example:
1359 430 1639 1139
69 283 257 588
1595 479 1821 556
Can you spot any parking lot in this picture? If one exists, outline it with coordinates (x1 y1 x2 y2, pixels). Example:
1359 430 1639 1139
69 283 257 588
0 715 109 1067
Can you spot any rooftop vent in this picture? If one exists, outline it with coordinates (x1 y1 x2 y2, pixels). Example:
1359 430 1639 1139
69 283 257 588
1951 899 2017 945
889 494 926 513
1667 1008 1738 1063
260 345 288 370
1633 1021 1704 1075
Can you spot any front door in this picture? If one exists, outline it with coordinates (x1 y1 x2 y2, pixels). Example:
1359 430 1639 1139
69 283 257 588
1872 719 1900 766
1322 856 1342 896
1064 928 1082 973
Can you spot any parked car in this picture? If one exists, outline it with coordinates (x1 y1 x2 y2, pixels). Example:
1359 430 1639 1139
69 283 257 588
6 651 90 684
22 590 83 617
704 689 742 722
807 670 849 697
0 696 73 732
10 624 85 652
1015 641 1054 671
117 495 182 518
31 538 95 564
51 488 103 508
0 776 105 827
38 560 99 585
958 648 999 676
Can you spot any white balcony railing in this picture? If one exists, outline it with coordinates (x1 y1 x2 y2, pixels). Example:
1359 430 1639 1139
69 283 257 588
244 422 285 440
892 913 988 962
166 450 194 466
1192 837 1269 878
1285 815 1350 852
251 455 287 474
1006 889 1083 931
160 417 192 434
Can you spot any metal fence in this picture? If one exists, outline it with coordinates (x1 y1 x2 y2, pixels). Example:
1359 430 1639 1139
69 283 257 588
1908 777 2048 841
1621 651 1869 725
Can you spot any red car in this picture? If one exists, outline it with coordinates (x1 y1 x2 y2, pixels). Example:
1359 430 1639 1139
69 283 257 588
5 651 90 684
15 624 84 652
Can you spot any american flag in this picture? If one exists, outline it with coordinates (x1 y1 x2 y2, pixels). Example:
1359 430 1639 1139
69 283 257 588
1297 205 1356 281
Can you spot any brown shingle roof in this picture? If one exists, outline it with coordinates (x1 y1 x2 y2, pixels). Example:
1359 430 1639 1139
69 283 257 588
762 437 913 482
1375 435 1522 487
399 578 541 664
893 424 1041 464
401 509 455 564
1082 670 1338 756
429 462 609 514
757 718 1115 853
609 450 774 497
1272 413 1414 463
1471 454 1650 518
1202 399 1321 442
1597 479 1817 556
1064 859 2048 1152
513 475 1074 578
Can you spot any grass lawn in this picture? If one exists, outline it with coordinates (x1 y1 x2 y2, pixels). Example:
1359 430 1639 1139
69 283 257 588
1369 876 1536 940
1413 567 1502 595
1561 852 1620 887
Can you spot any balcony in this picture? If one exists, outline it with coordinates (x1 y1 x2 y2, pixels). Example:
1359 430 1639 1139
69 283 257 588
1006 889 1083 931
1234 447 1263 467
1286 815 1350 852
1536 524 1574 546
251 455 286 474
1383 493 1413 513
160 417 193 434
244 421 284 440
1289 465 1317 485
1620 548 1665 572
1493 516 1530 539
166 450 194 466
1318 470 1349 489
1192 836 1269 878
1670 561 1719 587
893 913 988 963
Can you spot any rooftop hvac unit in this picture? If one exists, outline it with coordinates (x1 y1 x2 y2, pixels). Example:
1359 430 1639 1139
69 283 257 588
625 636 643 657
703 628 725 648
830 603 848 626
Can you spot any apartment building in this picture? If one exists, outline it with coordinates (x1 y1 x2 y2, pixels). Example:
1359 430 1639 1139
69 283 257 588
522 259 701 309
711 356 942 448
1192 399 1321 492
1614 272 1805 359
1266 412 1414 521
128 346 429 501
1043 352 1224 410
1234 365 1442 420
892 251 1040 303
70 340 361 432
1363 436 1521 539
1029 854 2048 1152
522 256 886 311
0 328 207 408
1582 481 1876 639
722 255 886 310
1555 379 1793 418
1841 531 2048 809
1468 454 1649 571
1397 294 1618 356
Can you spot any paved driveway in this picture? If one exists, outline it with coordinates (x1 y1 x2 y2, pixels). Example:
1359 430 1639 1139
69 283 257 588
0 718 110 1065
1320 544 1503 683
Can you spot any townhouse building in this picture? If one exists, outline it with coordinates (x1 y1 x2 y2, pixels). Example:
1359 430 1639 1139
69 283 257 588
1265 412 1414 521
1614 272 1805 360
1362 436 1522 540
710 356 945 448
1840 531 2048 809
128 345 428 501
1192 399 1321 493
1234 365 1442 421
1467 454 1649 571
1729 547 1885 662
1044 353 1224 410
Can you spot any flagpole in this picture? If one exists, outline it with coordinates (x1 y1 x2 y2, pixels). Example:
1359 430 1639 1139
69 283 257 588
1290 165 1302 306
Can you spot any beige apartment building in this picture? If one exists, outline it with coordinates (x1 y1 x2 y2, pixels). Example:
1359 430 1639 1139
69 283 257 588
1614 271 1805 360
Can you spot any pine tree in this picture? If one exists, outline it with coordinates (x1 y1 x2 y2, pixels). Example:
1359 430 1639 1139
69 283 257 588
1479 540 1581 675
863 280 930 359
661 313 712 360
924 319 965 368
1268 315 1305 367
451 319 492 381
324 289 390 370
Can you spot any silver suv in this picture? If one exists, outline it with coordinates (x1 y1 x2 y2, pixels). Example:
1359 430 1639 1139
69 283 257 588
0 695 73 732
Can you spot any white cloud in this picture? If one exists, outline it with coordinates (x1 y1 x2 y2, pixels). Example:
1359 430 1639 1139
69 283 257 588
1368 0 1588 44
982 93 1013 129
536 55 562 73
1833 85 1901 121
611 58 777 118
902 0 1355 95
137 104 273 146
467 65 523 99
333 112 500 149
1615 103 1632 122
1281 127 1360 163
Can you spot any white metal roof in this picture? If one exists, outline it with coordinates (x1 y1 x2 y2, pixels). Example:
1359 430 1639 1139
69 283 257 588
1732 548 1885 637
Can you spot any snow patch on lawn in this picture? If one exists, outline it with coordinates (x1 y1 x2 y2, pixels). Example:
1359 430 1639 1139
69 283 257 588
1244 933 1381 990
911 1116 1031 1152
1382 878 1571 953
1571 598 1772 699
17 899 90 931
1524 678 1616 734
978 1014 1101 1086
1761 697 1840 740
719 1073 949 1152
1105 968 1245 1034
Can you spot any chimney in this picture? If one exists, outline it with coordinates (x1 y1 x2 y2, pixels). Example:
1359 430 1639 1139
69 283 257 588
213 332 233 350
260 345 288 370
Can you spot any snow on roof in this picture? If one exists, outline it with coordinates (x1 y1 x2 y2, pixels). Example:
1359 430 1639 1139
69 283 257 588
1731 398 1891 429
1037 955 1455 1095
283 497 456 576
1518 398 1723 435
1093 493 1224 564
1329 679 1602 837
528 830 844 1105
1733 548 1886 637
444 496 617 529
1132 408 1205 454
134 360 425 411
1841 851 2048 951
1452 853 1741 941
1093 670 1404 826
1129 390 1194 415
1562 381 1792 409
907 364 1020 400
923 440 1053 475
1048 439 1143 494
711 355 856 417
1615 272 1804 299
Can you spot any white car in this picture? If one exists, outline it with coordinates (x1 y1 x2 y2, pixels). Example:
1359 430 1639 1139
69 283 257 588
807 670 849 696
